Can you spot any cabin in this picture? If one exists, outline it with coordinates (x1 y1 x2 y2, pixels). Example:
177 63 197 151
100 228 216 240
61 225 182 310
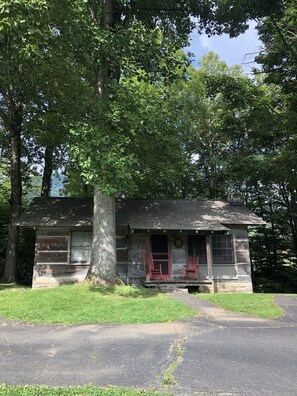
17 197 265 292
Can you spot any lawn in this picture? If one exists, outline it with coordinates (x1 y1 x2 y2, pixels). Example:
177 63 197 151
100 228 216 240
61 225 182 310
0 385 170 396
0 284 195 324
196 293 285 318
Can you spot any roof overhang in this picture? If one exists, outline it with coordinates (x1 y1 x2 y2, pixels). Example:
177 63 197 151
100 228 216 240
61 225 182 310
129 222 230 232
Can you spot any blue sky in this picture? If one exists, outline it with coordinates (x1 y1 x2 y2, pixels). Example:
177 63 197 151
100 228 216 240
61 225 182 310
185 21 261 74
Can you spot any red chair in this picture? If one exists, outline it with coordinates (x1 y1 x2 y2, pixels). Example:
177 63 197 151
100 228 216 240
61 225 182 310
149 255 163 280
183 256 198 280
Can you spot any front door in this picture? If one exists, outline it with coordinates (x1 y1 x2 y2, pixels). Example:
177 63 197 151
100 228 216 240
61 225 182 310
151 234 170 278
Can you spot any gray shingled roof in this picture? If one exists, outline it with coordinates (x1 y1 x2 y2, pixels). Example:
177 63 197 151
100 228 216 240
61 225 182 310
17 197 265 230
17 198 94 227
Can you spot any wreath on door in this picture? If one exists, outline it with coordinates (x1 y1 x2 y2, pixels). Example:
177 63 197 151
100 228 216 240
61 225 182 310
173 236 184 249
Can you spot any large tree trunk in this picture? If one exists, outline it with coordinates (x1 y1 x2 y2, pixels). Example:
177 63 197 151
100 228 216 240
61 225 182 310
41 145 54 197
2 121 22 283
86 0 118 283
86 186 117 282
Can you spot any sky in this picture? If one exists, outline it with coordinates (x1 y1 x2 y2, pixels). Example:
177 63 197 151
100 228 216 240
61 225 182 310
185 21 261 74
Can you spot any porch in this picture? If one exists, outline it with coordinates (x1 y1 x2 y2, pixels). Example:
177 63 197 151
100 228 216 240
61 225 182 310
127 230 249 293
142 235 213 291
142 277 213 292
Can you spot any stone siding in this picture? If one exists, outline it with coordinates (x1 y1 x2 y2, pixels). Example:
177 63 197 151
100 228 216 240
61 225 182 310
212 280 253 293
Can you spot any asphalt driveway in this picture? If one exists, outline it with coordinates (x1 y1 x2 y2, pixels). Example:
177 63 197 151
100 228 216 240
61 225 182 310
0 294 296 395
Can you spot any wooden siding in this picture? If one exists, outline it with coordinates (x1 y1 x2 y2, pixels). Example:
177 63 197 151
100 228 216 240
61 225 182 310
36 237 68 251
32 266 88 288
32 225 253 292
36 251 68 263
33 228 85 288
35 264 88 276
35 230 69 266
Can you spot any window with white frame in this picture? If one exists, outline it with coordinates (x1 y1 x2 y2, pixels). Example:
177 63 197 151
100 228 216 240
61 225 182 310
211 234 234 264
70 231 92 263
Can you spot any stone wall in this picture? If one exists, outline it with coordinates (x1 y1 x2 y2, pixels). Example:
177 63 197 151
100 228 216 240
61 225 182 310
212 280 253 293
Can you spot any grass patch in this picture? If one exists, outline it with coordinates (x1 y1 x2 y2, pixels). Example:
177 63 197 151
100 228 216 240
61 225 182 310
0 385 171 395
162 338 185 388
195 293 286 318
0 284 195 324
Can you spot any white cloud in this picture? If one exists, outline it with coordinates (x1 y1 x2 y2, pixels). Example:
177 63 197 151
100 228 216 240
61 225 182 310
186 21 261 74
199 34 212 51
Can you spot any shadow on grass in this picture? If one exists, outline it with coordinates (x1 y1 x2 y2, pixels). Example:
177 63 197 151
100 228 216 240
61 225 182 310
0 284 27 292
0 283 162 299
87 284 161 298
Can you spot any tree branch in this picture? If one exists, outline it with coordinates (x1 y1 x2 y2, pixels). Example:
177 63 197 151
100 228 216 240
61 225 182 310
270 17 297 58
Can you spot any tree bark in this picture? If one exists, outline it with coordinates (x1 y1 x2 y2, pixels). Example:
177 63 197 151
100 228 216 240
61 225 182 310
290 194 297 256
86 186 117 282
256 189 273 271
268 199 278 269
41 145 54 197
86 0 118 283
280 184 297 257
2 119 22 283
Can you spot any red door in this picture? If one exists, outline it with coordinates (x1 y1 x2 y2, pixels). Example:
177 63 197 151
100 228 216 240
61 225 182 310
151 234 170 278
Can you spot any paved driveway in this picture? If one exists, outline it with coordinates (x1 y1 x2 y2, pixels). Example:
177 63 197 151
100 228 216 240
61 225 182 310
0 295 296 395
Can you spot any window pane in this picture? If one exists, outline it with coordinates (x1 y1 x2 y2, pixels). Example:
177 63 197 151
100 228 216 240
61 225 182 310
212 235 234 264
70 231 92 263
187 235 207 264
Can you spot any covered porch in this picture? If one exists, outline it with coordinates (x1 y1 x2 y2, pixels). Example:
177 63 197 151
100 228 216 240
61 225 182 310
125 227 242 293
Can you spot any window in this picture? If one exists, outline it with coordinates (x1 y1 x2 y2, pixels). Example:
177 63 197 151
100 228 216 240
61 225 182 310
70 231 92 263
187 235 207 264
212 234 234 264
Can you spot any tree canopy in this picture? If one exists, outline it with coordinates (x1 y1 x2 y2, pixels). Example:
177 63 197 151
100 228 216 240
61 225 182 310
1 0 295 288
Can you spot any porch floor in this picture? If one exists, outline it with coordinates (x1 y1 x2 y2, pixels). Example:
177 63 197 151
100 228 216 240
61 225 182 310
142 278 213 289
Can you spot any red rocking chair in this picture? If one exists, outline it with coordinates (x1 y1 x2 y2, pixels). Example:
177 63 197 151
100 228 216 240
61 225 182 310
183 256 199 280
149 255 163 280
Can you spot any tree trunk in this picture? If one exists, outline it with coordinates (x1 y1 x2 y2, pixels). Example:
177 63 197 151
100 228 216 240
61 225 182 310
288 191 297 257
41 145 54 197
86 0 118 283
86 186 117 282
2 123 22 283
256 190 273 271
280 184 297 257
268 199 278 269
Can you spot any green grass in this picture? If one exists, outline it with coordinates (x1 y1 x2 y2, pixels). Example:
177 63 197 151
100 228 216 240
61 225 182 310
195 293 286 318
0 385 171 395
0 284 195 324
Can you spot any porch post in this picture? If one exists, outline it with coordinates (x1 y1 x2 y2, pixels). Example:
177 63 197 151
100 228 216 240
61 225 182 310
206 235 214 287
145 234 150 281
